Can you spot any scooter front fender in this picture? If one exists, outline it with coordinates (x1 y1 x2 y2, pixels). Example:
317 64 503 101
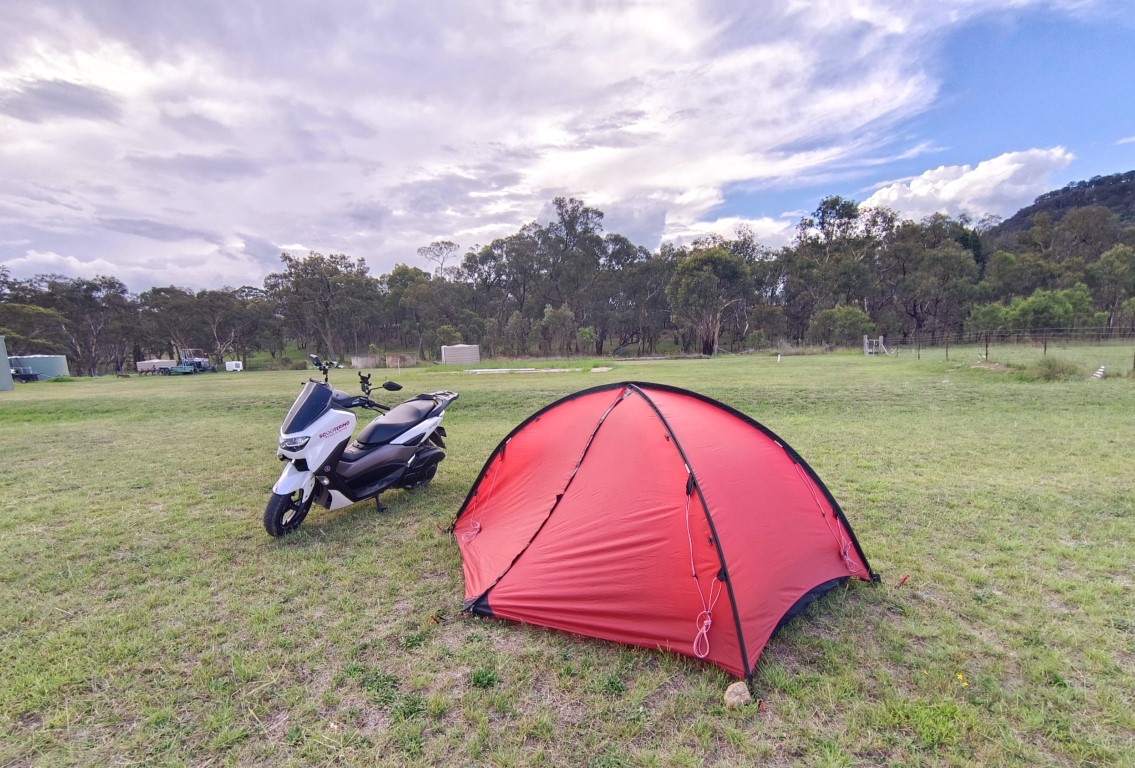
273 462 316 501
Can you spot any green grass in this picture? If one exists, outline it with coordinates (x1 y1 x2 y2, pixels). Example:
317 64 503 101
2 344 1133 766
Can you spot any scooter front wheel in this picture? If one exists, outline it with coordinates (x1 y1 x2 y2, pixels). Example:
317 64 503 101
264 490 314 537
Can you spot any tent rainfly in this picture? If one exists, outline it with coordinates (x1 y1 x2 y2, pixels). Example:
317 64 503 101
452 382 875 679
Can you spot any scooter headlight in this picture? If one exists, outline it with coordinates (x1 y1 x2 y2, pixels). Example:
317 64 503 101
279 435 310 451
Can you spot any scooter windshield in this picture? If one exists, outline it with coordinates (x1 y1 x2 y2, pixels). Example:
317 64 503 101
282 381 332 433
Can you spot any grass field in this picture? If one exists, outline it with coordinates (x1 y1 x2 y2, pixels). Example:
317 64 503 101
2 344 1133 767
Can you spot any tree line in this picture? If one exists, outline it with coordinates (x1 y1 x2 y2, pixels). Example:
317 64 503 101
3 194 1135 374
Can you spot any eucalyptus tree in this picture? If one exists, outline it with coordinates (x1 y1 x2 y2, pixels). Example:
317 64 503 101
264 252 378 359
898 241 978 342
136 286 203 358
666 246 750 355
0 301 68 355
397 270 475 359
1051 206 1119 264
463 224 544 324
418 240 462 278
460 240 509 321
381 263 431 355
781 196 897 339
1089 244 1135 326
229 286 284 365
25 274 135 374
977 250 1057 303
195 288 247 364
573 233 652 354
604 250 674 355
537 197 605 315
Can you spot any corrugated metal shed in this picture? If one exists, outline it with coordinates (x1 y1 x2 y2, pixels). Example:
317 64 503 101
441 344 480 365
9 354 70 379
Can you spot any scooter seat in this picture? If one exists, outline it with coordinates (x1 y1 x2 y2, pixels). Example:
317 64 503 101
356 399 435 445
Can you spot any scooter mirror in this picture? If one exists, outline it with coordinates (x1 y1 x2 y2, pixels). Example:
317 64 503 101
308 354 322 367
382 381 403 391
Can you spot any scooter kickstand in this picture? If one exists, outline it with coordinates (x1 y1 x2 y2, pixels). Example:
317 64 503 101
374 495 387 513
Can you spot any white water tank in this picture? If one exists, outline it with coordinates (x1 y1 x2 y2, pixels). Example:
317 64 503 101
0 336 12 391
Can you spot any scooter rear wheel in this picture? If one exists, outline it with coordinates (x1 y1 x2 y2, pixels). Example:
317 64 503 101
264 490 313 537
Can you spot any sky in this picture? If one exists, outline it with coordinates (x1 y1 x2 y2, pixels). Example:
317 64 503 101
1 0 1133 292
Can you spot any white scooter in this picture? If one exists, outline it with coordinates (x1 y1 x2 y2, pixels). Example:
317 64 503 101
264 354 458 536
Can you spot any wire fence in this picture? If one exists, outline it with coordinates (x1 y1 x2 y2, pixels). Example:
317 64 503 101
888 326 1135 350
874 327 1135 373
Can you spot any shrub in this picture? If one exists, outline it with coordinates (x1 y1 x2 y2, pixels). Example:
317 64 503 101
1019 357 1082 382
806 305 874 347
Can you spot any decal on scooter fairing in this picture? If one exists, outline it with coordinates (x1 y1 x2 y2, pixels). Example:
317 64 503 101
319 421 351 439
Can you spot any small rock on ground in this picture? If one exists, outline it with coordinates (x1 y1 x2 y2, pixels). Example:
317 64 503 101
723 681 752 709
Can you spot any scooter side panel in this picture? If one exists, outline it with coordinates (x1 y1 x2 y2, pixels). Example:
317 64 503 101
337 443 418 485
390 415 443 445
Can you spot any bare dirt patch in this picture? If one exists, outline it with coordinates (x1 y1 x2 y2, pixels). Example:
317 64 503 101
972 362 1007 372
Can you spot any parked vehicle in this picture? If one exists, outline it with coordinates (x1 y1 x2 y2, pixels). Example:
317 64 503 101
264 354 458 536
135 346 216 375
10 366 39 383
174 347 216 373
136 359 176 375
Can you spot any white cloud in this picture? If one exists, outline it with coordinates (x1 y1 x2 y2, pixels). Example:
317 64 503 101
862 147 1075 220
0 1 1105 289
664 216 797 249
1118 136 1135 145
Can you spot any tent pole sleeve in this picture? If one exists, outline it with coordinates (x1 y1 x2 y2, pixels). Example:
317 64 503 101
626 383 753 680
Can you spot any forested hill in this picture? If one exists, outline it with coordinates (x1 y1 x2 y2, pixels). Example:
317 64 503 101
991 170 1135 236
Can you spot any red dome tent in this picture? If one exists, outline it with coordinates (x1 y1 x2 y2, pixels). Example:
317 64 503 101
452 382 875 679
